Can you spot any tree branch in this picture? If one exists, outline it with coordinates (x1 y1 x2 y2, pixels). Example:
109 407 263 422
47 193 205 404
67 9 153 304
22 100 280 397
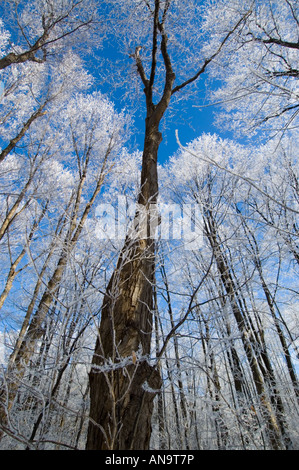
255 36 299 50
134 46 149 90
172 9 253 95
175 130 299 215
0 102 48 163
148 0 160 93
0 9 93 70
152 18 175 122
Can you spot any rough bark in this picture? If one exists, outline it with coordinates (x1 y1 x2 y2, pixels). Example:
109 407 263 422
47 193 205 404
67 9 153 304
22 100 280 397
86 9 176 448
86 124 163 450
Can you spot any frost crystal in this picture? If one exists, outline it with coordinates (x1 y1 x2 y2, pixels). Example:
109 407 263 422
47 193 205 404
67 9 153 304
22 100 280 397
142 381 160 394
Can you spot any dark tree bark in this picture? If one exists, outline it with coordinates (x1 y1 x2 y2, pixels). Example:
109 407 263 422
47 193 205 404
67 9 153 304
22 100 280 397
86 2 250 449
86 2 175 449
86 61 173 450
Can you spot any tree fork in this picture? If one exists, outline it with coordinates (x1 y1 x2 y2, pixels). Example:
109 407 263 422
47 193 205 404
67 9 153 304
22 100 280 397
86 12 176 446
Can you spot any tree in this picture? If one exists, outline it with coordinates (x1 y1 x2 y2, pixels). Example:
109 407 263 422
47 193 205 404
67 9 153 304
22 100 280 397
164 132 299 448
0 90 129 442
0 0 97 165
86 0 251 450
0 0 100 70
1 0 298 451
203 0 299 138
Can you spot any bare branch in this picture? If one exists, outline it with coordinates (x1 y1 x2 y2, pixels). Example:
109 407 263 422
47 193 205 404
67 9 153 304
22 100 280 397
253 36 299 50
148 0 160 92
172 9 253 94
134 46 149 90
0 102 48 163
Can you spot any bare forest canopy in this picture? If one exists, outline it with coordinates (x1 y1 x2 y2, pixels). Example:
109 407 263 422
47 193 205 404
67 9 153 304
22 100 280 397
0 0 298 451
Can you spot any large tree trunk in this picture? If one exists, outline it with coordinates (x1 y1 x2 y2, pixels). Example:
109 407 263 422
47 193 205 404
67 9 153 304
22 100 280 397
86 121 163 450
86 13 177 447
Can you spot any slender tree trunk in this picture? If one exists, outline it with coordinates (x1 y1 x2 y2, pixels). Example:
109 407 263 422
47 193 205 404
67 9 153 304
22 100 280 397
203 209 285 450
153 284 166 450
0 102 48 163
160 262 190 449
248 229 299 402
0 202 48 311
0 167 106 440
197 306 229 449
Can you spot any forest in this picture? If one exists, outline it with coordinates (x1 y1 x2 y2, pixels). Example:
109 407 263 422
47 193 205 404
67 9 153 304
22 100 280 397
0 0 298 451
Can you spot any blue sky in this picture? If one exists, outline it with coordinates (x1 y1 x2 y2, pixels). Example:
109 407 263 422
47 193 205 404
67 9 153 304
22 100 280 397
127 100 218 164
